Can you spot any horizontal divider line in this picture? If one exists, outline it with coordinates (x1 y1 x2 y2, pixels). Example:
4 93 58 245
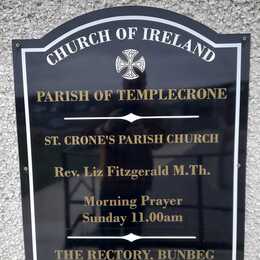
64 113 199 123
67 234 197 242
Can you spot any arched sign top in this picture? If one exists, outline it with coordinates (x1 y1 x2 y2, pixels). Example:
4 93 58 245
16 6 247 49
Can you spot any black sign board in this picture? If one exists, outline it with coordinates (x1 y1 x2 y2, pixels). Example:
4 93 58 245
13 6 250 260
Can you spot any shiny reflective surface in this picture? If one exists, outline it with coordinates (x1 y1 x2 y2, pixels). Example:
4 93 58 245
13 6 249 260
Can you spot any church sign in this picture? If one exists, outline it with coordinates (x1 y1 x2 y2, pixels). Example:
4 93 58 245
12 6 250 260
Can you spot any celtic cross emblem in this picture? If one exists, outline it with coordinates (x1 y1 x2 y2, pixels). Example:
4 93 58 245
115 49 146 80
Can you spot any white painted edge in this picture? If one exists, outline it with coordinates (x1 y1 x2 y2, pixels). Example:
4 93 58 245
21 50 38 260
20 15 242 260
232 44 242 260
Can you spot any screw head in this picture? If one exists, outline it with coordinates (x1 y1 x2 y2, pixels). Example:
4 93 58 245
23 166 28 171
16 42 21 48
242 36 247 41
